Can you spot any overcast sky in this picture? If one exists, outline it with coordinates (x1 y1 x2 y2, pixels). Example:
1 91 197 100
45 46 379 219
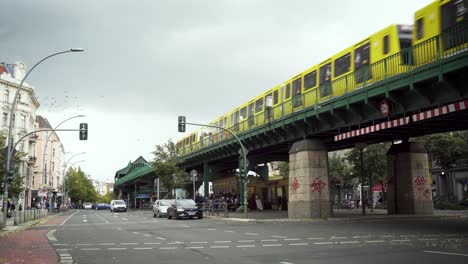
1 0 430 182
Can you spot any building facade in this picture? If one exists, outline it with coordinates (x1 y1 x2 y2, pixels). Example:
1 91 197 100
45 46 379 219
33 115 65 206
0 62 40 208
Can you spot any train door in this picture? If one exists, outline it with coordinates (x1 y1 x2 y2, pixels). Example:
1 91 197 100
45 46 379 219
318 62 332 101
292 77 303 112
271 88 281 119
264 92 273 123
255 97 265 126
282 82 292 115
248 101 255 127
303 69 318 108
354 42 371 86
239 106 248 132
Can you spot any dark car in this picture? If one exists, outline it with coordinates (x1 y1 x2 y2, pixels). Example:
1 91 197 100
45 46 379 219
167 199 203 220
95 203 110 210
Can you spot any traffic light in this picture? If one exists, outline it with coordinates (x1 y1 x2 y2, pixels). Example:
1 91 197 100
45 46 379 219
178 116 186 132
79 123 88 140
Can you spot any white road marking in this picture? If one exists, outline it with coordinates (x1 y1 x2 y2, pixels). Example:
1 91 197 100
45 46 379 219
245 233 258 236
83 219 88 222
186 246 204 249
379 235 393 238
61 257 72 259
284 238 301 241
353 235 371 238
56 249 71 251
424 250 468 257
53 244 69 246
314 242 334 245
340 241 360 244
61 260 73 263
210 246 230 248
80 248 100 251
143 234 151 237
418 238 438 241
391 239 410 242
290 243 308 246
207 228 216 231
224 230 235 233
132 232 140 234
117 228 123 230
94 213 110 224
108 248 127 250
181 225 190 228
238 240 255 243
160 247 178 250
156 237 166 240
400 235 417 238
280 262 294 264
122 218 128 221
77 244 92 246
307 237 324 240
191 241 208 244
98 243 115 245
365 240 385 243
272 236 288 238
144 242 161 245
214 241 232 243
134 248 152 250
237 245 255 248
120 243 138 245
61 211 78 226
423 234 440 237
330 236 347 239
167 242 183 245
60 254 71 257
261 239 278 242
262 244 283 247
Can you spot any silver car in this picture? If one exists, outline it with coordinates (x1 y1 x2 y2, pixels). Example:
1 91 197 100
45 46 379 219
152 199 174 218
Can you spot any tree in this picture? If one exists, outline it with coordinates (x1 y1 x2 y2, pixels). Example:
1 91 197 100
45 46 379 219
0 135 26 198
64 167 98 203
421 132 468 171
328 152 353 202
151 139 189 198
277 161 289 178
97 192 113 203
345 143 389 188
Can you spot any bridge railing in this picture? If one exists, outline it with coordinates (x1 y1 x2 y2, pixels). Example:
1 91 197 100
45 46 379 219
179 22 468 157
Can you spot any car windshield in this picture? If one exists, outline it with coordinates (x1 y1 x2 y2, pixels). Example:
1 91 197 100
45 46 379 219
160 201 171 206
114 201 125 205
176 199 196 207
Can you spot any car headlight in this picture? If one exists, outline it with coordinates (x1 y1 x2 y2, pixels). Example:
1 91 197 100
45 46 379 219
177 208 184 212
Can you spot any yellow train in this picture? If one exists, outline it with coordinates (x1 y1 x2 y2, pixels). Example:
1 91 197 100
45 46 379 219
176 0 467 156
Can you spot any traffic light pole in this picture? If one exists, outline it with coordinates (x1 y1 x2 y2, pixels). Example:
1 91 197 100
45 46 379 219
181 120 249 219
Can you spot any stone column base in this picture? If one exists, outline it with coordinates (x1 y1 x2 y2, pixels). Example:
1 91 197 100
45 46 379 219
289 200 332 218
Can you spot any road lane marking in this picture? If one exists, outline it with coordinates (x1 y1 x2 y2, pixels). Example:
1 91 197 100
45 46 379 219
423 235 441 237
108 248 127 250
160 247 177 250
167 242 184 244
353 236 371 238
365 240 385 243
214 241 232 243
284 238 301 241
186 246 204 249
330 236 347 239
132 232 140 234
279 262 294 264
224 230 235 233
237 245 255 248
210 246 230 248
400 235 417 238
289 243 308 246
56 249 71 251
238 240 255 243
95 213 110 224
307 237 324 240
261 239 278 242
61 211 78 226
207 228 216 231
134 248 152 250
143 234 151 237
120 243 138 245
98 243 115 245
77 244 92 246
272 236 288 238
340 241 360 244
262 244 282 247
379 235 393 238
424 251 468 257
122 218 128 221
144 243 161 245
245 233 258 235
391 239 410 242
156 237 166 240
83 219 88 222
53 244 69 246
80 248 100 251
60 254 71 256
191 241 208 244
314 242 334 245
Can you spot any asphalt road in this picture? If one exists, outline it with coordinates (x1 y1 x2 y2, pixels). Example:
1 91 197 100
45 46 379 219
33 209 468 264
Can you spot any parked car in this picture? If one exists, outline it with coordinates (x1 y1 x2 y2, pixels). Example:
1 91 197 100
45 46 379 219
96 203 110 210
83 202 93 209
110 200 127 212
152 199 174 218
167 199 203 220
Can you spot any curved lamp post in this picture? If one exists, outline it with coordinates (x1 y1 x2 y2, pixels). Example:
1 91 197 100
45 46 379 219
2 48 84 228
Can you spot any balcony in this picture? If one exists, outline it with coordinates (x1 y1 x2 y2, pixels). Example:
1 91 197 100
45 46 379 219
29 134 38 143
27 156 37 165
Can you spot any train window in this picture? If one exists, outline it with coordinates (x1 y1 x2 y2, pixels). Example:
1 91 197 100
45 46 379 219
285 84 291 99
304 71 317 90
234 111 239 124
319 63 331 85
273 90 279 105
292 78 302 96
223 117 227 127
255 98 264 113
416 18 424 40
248 103 254 116
334 53 351 77
240 107 247 120
383 35 389 55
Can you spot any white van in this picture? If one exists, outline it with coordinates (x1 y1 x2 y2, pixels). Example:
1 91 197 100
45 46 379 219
110 200 127 212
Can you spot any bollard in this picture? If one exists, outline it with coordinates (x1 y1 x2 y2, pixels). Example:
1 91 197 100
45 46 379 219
14 211 19 225
0 212 3 227
25 210 29 222
18 211 23 224
33 209 37 220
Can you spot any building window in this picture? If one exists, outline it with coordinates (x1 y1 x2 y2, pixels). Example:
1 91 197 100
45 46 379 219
52 148 55 157
3 90 9 102
52 162 55 172
20 114 26 128
16 93 21 103
2 113 7 126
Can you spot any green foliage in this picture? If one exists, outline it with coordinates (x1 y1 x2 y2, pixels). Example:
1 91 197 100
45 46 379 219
277 161 289 178
345 143 389 186
0 136 26 198
151 139 189 198
329 152 353 190
420 131 468 170
64 167 98 203
97 192 114 203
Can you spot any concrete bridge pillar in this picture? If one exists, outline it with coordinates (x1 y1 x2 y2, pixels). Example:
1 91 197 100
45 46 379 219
288 139 331 219
386 141 433 215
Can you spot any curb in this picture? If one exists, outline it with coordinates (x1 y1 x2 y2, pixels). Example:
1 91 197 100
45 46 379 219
204 214 465 223
0 212 64 238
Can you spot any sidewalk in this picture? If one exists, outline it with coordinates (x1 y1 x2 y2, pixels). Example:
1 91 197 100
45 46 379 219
0 211 62 238
204 208 468 222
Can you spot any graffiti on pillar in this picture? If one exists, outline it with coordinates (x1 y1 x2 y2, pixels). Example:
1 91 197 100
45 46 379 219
414 176 427 191
292 177 300 192
310 177 326 193
423 188 431 198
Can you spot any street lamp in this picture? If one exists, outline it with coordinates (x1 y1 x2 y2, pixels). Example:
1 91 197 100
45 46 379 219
190 170 198 201
355 142 367 216
2 48 84 229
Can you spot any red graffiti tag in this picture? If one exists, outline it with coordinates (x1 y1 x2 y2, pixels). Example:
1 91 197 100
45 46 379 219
292 177 300 192
414 176 428 191
311 178 326 193
423 188 431 198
